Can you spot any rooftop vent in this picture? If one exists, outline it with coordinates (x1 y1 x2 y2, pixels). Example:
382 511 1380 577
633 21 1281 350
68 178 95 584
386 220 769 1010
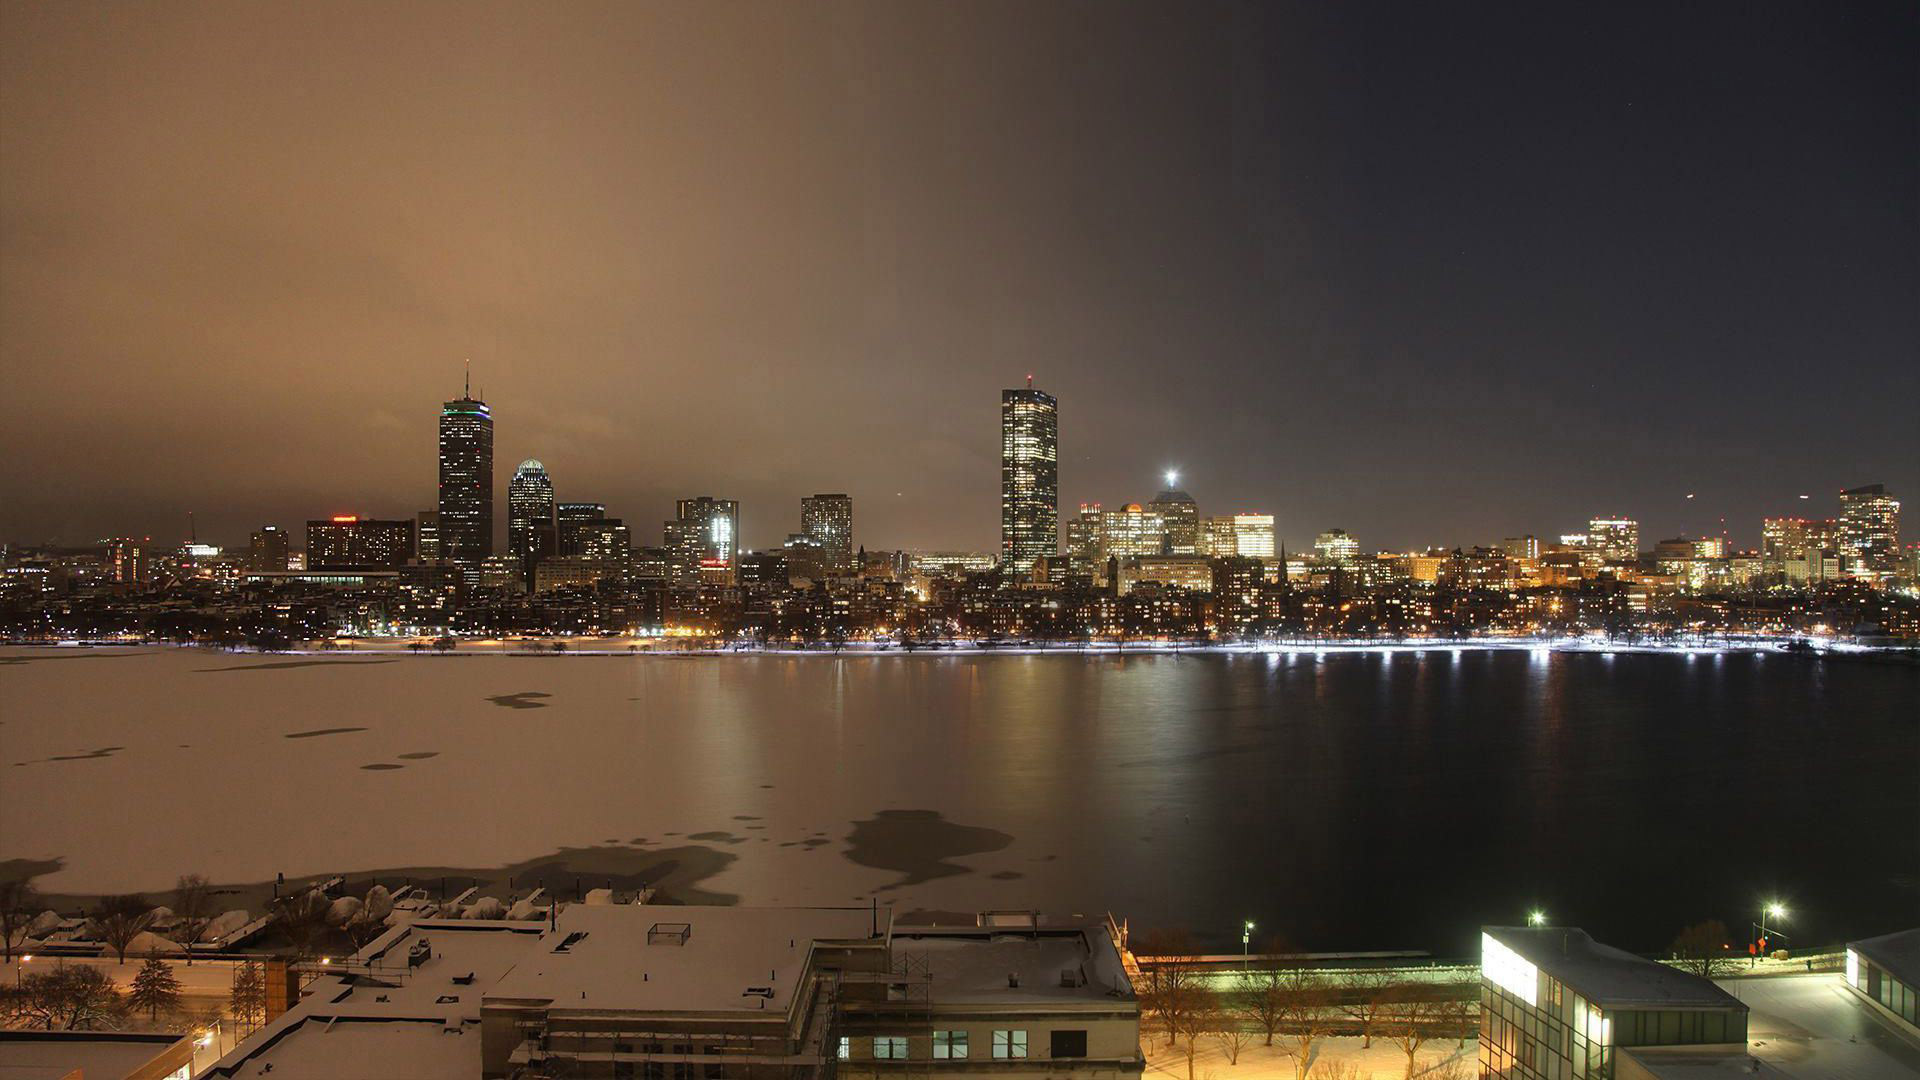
648 922 692 946
552 931 589 953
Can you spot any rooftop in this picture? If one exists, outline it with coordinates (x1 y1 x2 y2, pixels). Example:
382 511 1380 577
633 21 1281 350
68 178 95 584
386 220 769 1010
0 1030 189 1080
201 920 544 1078
1848 926 1920 987
1484 927 1746 1011
1616 1046 1789 1080
486 905 884 1016
893 927 1136 1006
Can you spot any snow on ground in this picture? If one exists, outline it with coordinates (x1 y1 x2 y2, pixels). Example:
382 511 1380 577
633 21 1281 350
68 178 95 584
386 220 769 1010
1143 1033 1476 1080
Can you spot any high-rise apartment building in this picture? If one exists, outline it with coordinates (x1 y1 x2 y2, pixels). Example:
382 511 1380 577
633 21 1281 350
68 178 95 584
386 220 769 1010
666 497 739 586
801 494 854 575
306 516 414 569
1839 483 1900 573
103 537 153 587
249 526 291 571
1586 517 1639 564
1000 382 1058 575
508 460 557 580
437 379 494 564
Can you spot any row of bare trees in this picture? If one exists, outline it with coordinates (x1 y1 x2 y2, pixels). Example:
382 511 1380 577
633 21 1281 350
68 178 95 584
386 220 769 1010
1135 932 1475 1080
1 875 219 964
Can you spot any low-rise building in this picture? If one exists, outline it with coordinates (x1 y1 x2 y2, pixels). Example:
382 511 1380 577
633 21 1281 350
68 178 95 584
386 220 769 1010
202 906 1141 1080
1845 926 1919 1035
0 1030 193 1080
1479 926 1748 1080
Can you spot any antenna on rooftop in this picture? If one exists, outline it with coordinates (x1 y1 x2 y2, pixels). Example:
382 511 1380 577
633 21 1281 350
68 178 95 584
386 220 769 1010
464 358 471 399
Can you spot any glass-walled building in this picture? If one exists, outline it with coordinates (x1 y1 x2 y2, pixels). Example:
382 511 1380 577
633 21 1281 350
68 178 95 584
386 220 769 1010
1846 927 1919 1035
1480 926 1747 1080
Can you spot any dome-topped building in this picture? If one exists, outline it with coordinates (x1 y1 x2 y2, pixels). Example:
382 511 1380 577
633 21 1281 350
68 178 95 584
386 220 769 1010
508 460 557 583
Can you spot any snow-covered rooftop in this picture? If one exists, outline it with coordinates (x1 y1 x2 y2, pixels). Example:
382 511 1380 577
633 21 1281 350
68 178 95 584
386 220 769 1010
1484 927 1745 1010
892 928 1136 1005
201 919 544 1078
1616 1046 1789 1079
0 1030 189 1080
1848 926 1920 987
486 905 883 1016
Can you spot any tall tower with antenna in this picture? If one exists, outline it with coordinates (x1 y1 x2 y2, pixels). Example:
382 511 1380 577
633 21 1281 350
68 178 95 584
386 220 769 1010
438 363 494 564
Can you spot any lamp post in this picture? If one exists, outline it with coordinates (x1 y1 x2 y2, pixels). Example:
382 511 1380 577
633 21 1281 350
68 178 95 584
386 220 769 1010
1528 910 1548 927
1242 920 1255 970
1751 902 1789 968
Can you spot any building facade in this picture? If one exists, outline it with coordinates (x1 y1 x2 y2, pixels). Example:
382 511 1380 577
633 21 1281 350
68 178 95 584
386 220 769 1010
1480 926 1747 1080
508 459 558 583
249 526 291 571
438 388 495 564
1586 518 1639 566
1001 383 1059 575
1838 483 1900 574
1845 927 1919 1036
802 494 855 575
666 497 740 587
306 517 414 570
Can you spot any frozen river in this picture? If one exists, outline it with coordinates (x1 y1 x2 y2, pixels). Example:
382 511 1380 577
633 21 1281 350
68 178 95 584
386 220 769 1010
2 645 1915 954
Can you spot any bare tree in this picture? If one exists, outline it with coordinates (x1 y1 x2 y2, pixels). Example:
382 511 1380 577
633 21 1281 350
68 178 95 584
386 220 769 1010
272 890 332 960
1169 984 1222 1080
1310 1061 1369 1080
0 879 40 962
1383 996 1459 1080
229 960 266 1033
170 874 215 959
1212 1011 1255 1065
1275 969 1337 1080
94 894 155 964
1670 921 1739 978
6 963 125 1030
128 957 183 1021
1135 928 1206 1049
1340 970 1394 1049
1236 965 1287 1046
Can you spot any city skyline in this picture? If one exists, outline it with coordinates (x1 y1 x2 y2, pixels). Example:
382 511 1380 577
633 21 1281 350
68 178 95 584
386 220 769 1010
10 370 1907 564
3 4 1916 553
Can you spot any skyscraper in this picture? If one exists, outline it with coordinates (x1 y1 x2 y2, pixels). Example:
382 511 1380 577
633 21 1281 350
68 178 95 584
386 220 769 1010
1149 473 1199 554
1000 380 1058 575
508 459 558 580
1839 483 1901 573
800 494 854 575
665 497 739 586
437 375 494 564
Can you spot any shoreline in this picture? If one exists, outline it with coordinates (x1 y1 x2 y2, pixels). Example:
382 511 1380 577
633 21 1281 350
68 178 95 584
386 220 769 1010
5 636 1915 661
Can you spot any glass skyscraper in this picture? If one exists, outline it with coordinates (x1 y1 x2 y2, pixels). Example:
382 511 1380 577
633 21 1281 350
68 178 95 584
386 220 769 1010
508 459 558 577
1000 382 1058 576
437 383 494 564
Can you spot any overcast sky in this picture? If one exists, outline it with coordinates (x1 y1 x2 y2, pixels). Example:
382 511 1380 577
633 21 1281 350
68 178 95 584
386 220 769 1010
3 1 1915 554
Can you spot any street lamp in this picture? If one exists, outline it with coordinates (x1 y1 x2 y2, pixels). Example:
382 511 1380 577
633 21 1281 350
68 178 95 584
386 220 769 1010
1751 901 1790 967
1528 910 1548 927
1242 920 1255 969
